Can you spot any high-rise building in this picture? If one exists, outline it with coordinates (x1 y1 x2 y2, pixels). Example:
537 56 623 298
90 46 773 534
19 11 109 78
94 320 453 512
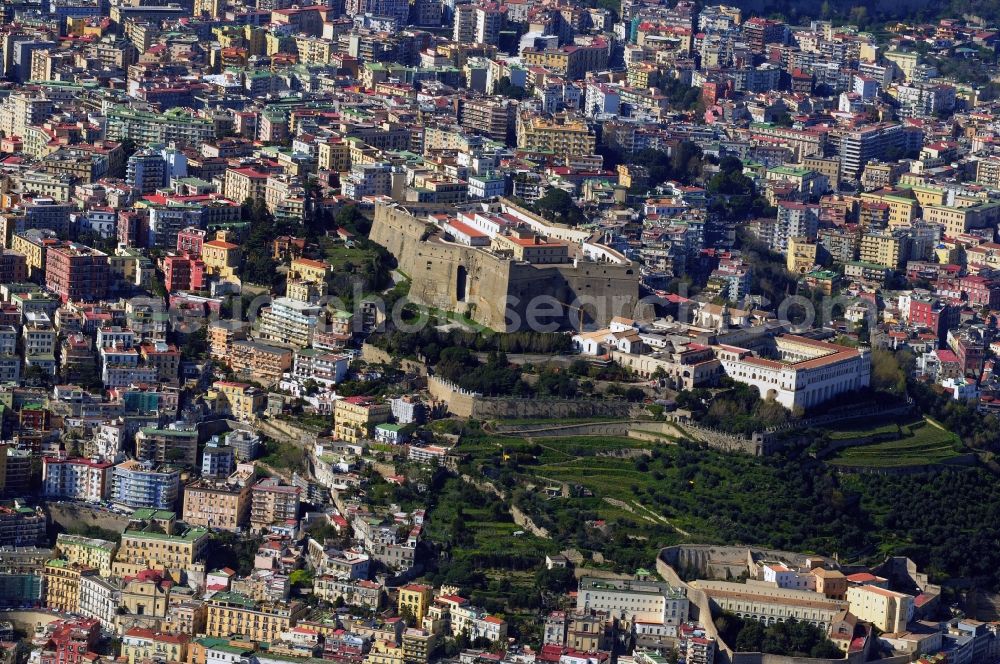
474 5 502 45
257 297 322 348
111 460 181 510
45 243 109 303
182 470 253 532
742 17 785 53
126 149 167 194
344 0 409 26
834 122 920 179
453 3 476 43
42 458 114 502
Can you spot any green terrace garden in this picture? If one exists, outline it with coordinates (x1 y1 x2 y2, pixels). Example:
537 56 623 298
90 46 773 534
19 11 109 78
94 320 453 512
826 417 965 469
447 428 1000 589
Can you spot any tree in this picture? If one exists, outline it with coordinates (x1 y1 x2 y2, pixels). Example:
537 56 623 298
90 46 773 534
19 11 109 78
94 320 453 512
289 569 314 588
848 5 869 28
205 532 264 576
533 188 587 226
182 326 208 360
659 77 703 112
629 143 704 187
535 567 576 593
625 387 646 402
493 76 528 99
240 198 283 288
24 365 51 387
871 349 907 394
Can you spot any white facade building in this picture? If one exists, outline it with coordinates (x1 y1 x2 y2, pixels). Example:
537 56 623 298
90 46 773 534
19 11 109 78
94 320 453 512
42 457 114 502
714 334 871 411
576 576 689 636
762 563 817 591
78 574 121 627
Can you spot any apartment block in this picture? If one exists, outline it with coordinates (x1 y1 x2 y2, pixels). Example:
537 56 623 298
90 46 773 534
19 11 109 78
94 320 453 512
205 591 307 642
111 460 181 510
211 381 266 421
44 559 96 614
45 242 109 303
42 457 113 502
577 576 689 635
250 477 302 529
334 396 392 443
182 469 254 531
846 585 913 634
113 510 209 577
55 534 117 578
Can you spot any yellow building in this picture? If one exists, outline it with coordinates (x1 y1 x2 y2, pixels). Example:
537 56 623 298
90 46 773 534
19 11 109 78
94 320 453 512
397 584 433 623
884 50 919 81
121 571 172 619
114 510 209 578
318 140 350 172
163 601 208 637
517 113 596 155
207 320 247 361
211 381 266 421
241 25 267 55
859 192 918 228
923 202 1000 238
290 257 331 283
333 397 392 443
229 341 293 384
935 243 960 264
224 167 269 203
206 591 307 642
366 640 405 664
846 585 912 634
626 62 658 88
10 231 57 278
860 162 905 192
55 534 117 578
122 628 189 664
265 32 294 56
906 184 947 207
44 559 96 614
521 42 607 79
67 17 108 37
801 156 841 185
491 232 569 264
787 236 818 275
859 231 908 269
202 239 241 282
294 35 332 64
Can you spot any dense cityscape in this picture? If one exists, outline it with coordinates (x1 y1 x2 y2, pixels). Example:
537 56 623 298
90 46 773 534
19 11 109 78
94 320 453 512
0 0 1000 663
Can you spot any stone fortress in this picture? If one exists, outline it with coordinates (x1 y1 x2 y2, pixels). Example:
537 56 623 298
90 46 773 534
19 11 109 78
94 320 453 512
369 198 640 331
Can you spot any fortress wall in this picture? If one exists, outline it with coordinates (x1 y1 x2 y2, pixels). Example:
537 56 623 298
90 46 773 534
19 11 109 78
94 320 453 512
496 198 592 243
657 547 878 664
371 202 640 331
371 202 468 313
427 375 635 420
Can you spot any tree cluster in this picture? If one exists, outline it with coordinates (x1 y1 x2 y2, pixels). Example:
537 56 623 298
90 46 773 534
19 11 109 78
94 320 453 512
436 349 527 396
532 188 587 226
715 614 843 659
370 327 573 359
707 156 773 220
678 383 791 434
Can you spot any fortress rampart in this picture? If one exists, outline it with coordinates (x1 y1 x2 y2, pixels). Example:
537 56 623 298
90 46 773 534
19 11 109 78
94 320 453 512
369 200 640 331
